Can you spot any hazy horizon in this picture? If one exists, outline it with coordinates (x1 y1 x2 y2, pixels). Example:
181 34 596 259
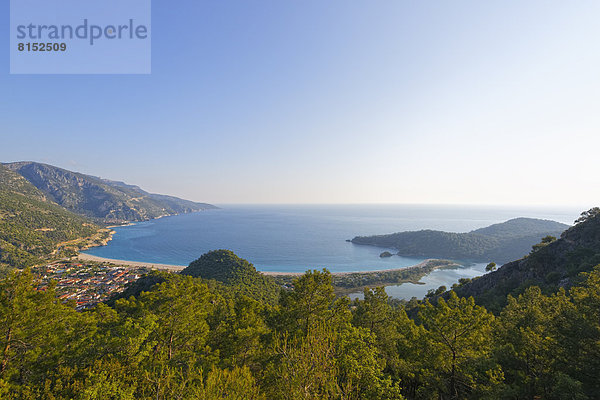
3 1 600 206
1 159 595 209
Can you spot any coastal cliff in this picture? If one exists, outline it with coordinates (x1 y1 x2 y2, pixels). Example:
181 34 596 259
4 161 217 224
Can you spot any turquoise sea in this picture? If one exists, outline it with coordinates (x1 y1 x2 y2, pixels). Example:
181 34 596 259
83 204 581 299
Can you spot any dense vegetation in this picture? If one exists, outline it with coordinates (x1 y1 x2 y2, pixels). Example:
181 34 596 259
0 165 100 270
351 218 569 263
181 250 281 304
2 259 600 399
2 208 600 398
455 209 600 312
4 162 216 223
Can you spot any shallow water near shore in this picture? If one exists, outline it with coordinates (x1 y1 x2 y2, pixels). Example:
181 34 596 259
348 262 489 300
83 204 579 296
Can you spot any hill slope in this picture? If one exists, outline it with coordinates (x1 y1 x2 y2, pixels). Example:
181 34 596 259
350 217 569 263
454 210 600 310
4 162 217 223
0 165 101 269
182 250 280 304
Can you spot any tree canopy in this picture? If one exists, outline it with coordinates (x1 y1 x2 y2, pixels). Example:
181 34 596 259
2 251 600 399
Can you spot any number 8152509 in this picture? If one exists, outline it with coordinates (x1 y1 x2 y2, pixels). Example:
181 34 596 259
18 43 67 52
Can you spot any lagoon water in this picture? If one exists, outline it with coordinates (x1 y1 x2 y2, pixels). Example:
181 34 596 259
349 262 491 301
83 204 580 299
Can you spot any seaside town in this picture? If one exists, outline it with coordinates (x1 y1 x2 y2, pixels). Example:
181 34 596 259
33 260 150 310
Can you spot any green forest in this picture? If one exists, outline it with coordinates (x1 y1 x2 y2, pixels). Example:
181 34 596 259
2 252 600 399
2 206 600 399
0 166 100 270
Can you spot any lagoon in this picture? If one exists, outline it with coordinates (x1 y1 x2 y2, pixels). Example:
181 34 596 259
83 204 579 297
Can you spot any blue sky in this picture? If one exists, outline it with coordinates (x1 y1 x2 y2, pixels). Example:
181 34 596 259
2 1 600 206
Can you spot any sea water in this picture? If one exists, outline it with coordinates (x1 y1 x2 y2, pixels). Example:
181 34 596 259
83 204 580 299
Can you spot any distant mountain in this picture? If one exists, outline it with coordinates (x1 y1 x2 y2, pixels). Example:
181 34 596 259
4 162 217 223
182 250 280 304
0 165 100 269
454 210 600 311
350 218 570 264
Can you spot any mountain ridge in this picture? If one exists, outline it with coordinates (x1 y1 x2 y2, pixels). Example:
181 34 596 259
0 164 102 269
4 161 217 224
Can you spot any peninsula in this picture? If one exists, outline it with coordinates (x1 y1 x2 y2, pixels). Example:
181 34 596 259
350 217 569 264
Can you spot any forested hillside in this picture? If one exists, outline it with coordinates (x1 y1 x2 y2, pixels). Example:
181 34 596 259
351 218 569 263
454 208 600 311
3 192 600 399
0 165 100 269
2 252 600 399
182 249 280 304
4 162 216 223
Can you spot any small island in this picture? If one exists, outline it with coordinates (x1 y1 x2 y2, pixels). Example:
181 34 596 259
379 251 393 258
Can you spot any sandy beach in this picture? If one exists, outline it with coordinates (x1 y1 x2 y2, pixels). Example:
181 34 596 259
77 254 450 277
77 254 309 276
77 253 186 272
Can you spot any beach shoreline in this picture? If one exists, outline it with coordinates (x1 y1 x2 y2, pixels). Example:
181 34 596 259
77 253 186 272
77 253 451 277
